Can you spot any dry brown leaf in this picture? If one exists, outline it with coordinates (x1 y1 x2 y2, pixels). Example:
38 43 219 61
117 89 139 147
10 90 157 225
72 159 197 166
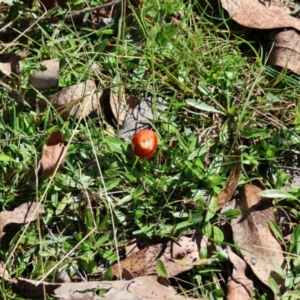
226 247 253 300
111 236 199 279
39 130 66 178
0 202 45 238
125 239 143 258
110 87 140 126
7 275 203 300
118 92 167 142
47 80 102 119
29 59 60 90
217 157 241 210
221 0 300 31
102 276 201 300
231 184 284 287
268 29 300 75
0 51 28 77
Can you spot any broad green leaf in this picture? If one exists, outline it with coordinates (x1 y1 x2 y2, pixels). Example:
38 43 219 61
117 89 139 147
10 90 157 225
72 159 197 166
55 192 71 215
212 226 224 243
105 136 126 154
103 267 113 280
95 231 112 247
156 259 168 278
185 99 224 114
268 220 285 244
242 128 270 138
220 209 241 219
268 277 281 297
0 153 14 162
289 225 300 255
205 196 217 222
259 189 297 200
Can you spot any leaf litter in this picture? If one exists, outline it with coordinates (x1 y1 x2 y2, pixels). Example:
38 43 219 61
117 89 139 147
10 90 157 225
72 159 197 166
38 130 67 178
268 29 300 75
118 91 168 142
226 247 253 300
46 79 102 119
220 0 300 75
0 202 44 238
0 1 296 299
231 184 285 288
0 236 204 299
111 236 199 279
217 155 242 211
8 275 201 300
0 50 28 77
221 0 300 31
110 85 140 127
29 58 60 90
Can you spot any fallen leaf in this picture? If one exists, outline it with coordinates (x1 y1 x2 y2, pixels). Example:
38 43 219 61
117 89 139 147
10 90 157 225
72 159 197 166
221 0 300 31
111 236 199 279
231 184 284 287
11 277 61 299
29 59 60 90
110 87 140 127
0 50 28 77
0 202 45 238
125 239 145 257
118 92 167 143
226 246 253 300
268 30 300 75
5 274 203 300
101 276 200 300
217 156 241 210
47 80 102 119
38 130 67 178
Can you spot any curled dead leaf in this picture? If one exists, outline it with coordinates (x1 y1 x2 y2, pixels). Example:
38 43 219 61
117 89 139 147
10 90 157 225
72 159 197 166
221 0 300 31
2 271 203 300
217 157 241 210
268 30 300 75
231 184 284 287
0 50 28 78
118 92 167 143
111 236 199 279
0 202 45 238
38 130 67 178
226 247 253 300
110 87 140 126
47 80 102 119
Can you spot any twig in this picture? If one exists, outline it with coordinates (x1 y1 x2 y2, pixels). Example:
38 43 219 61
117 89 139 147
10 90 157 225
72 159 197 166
63 0 122 21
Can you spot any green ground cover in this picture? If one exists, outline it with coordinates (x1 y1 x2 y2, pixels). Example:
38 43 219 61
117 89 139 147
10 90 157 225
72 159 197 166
1 0 300 299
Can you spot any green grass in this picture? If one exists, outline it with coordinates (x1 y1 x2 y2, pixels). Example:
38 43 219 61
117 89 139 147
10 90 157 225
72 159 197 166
1 0 300 299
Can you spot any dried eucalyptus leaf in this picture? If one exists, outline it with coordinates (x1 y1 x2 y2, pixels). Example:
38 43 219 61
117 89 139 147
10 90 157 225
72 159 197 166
47 80 102 119
231 185 284 287
0 202 44 238
111 236 199 278
226 247 253 300
221 0 300 31
268 30 300 75
38 130 66 178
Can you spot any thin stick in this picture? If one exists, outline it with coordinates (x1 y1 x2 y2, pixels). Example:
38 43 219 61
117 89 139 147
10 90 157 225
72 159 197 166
63 0 122 21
